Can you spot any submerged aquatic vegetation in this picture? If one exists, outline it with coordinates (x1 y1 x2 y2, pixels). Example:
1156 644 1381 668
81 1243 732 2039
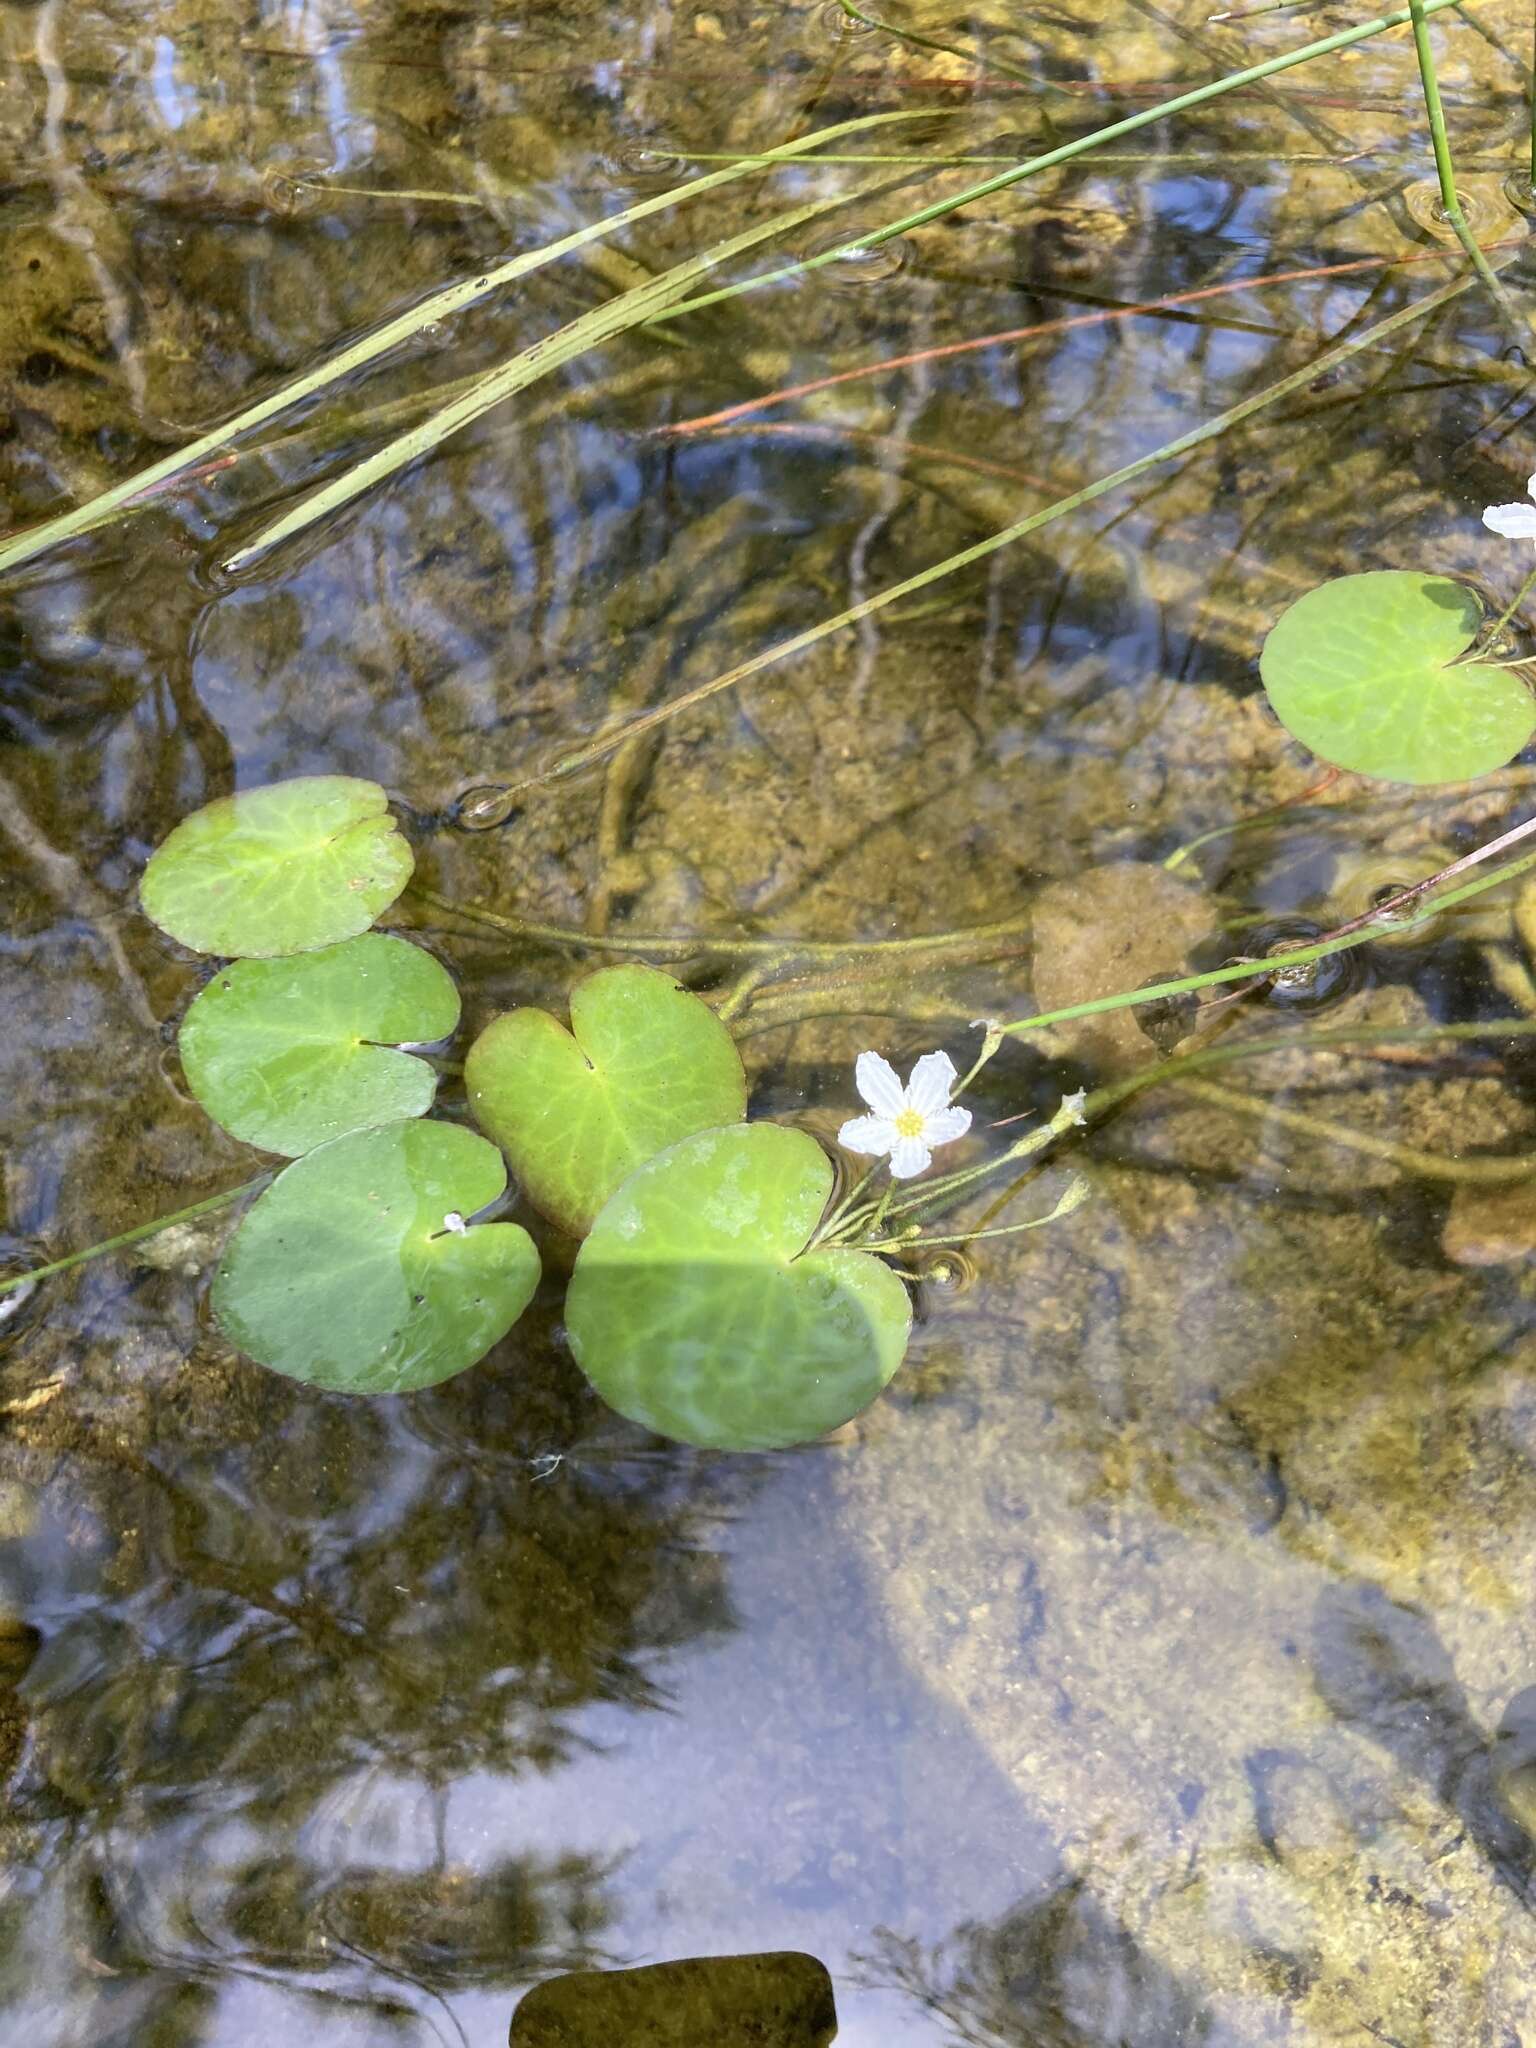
16 736 1536 1439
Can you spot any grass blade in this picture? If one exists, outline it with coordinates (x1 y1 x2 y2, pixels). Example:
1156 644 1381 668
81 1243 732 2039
0 109 935 579
221 184 874 571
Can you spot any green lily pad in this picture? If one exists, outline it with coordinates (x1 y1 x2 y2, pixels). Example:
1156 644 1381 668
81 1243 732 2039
465 964 748 1236
178 934 459 1157
141 776 415 956
212 1120 539 1394
566 1123 911 1451
1260 571 1536 785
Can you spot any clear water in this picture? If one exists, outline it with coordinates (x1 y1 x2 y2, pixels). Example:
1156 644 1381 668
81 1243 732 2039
4 1 1536 2041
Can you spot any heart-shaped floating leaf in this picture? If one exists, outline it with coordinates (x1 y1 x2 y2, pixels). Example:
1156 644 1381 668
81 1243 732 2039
212 1120 539 1394
566 1123 911 1450
465 964 747 1236
141 775 415 957
179 934 459 1157
1260 571 1536 785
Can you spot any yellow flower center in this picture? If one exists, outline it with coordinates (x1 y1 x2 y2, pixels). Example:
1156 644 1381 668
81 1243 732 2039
893 1108 926 1139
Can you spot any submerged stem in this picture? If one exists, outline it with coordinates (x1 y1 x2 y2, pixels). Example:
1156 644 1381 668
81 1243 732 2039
1169 1074 1536 1181
1476 561 1536 651
0 1179 265 1302
834 0 1041 84
1405 0 1520 321
408 885 1030 964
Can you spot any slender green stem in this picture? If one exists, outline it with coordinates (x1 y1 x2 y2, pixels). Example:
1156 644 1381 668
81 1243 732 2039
808 1161 883 1249
649 0 1479 328
953 1025 1006 1097
674 149 1352 166
860 1177 1090 1251
1411 0 1465 209
286 181 491 207
1405 0 1518 318
827 1126 1023 1236
512 271 1477 793
1001 839 1536 1040
0 1179 264 1301
1531 0 1536 189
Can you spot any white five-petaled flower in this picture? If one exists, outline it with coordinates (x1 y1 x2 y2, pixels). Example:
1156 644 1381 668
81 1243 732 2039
1483 472 1536 546
838 1049 973 1180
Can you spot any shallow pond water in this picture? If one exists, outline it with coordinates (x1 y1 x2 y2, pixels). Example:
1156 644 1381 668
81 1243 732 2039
6 0 1536 2042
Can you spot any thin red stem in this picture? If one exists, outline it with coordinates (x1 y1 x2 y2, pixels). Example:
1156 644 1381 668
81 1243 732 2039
654 238 1524 440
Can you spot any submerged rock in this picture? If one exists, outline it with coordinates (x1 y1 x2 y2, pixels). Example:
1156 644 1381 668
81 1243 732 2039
511 1952 837 2045
1027 862 1216 1074
1442 1179 1536 1266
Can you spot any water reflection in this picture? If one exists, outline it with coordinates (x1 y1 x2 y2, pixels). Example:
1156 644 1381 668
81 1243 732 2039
0 1353 745 2037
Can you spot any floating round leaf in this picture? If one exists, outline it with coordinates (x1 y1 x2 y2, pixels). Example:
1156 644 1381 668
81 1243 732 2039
465 963 748 1236
179 934 459 1156
212 1120 539 1394
141 775 415 956
566 1123 911 1451
1260 571 1536 785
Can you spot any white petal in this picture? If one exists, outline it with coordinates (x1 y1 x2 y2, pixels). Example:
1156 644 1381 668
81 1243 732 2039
1526 470 1536 500
1482 502 1536 539
855 1050 906 1117
922 1105 972 1147
887 1135 933 1179
905 1049 959 1117
838 1114 897 1157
